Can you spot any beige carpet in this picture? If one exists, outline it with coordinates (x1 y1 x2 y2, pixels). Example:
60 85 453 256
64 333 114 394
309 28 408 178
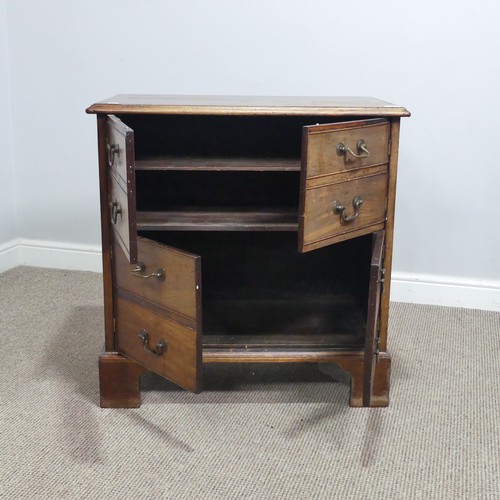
0 266 499 499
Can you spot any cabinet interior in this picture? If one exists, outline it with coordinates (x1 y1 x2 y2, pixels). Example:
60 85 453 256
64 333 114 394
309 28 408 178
120 113 375 351
141 231 372 350
135 170 300 231
119 114 345 159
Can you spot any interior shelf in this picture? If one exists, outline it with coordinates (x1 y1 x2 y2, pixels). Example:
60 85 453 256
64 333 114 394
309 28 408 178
137 207 299 231
135 155 301 172
202 298 366 349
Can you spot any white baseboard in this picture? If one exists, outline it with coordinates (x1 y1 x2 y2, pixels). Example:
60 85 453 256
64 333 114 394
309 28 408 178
0 239 21 272
0 238 102 273
391 272 500 312
1 241 499 311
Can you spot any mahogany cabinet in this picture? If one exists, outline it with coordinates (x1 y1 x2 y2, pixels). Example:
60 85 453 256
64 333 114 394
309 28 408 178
86 95 410 408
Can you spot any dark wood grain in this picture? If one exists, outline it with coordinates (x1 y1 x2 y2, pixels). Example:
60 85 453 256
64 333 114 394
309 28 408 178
336 351 391 407
107 115 134 184
86 95 410 117
363 230 385 406
89 96 407 409
202 348 391 407
110 170 137 262
136 156 301 172
299 171 388 252
112 235 201 324
96 115 115 351
137 208 298 231
135 170 299 212
107 115 137 263
303 119 390 178
139 231 371 307
203 349 364 363
379 118 401 352
202 297 365 341
114 296 202 393
99 352 146 408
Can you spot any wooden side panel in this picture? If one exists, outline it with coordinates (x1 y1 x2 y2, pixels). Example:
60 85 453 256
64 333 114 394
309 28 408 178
113 236 201 327
304 119 390 178
114 296 202 393
96 115 115 351
363 230 385 407
379 118 401 351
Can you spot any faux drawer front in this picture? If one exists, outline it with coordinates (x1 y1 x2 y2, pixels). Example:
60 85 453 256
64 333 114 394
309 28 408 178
113 236 201 328
300 171 388 251
106 115 135 186
115 295 201 393
304 119 390 178
110 170 137 263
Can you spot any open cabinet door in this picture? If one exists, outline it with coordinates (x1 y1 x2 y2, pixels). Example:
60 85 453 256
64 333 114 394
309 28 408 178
363 230 385 406
299 119 390 253
105 115 202 393
107 115 138 263
111 237 203 393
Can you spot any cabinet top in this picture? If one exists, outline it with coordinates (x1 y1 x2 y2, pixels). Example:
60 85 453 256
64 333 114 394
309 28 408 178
86 95 410 117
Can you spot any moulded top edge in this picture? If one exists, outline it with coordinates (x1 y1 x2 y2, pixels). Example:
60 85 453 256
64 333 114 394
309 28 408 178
85 95 411 117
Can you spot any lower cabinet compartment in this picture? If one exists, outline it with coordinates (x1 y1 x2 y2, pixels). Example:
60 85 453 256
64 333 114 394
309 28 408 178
138 231 372 351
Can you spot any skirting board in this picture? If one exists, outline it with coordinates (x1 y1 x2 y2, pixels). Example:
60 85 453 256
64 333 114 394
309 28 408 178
391 272 500 312
1 240 499 311
0 238 102 273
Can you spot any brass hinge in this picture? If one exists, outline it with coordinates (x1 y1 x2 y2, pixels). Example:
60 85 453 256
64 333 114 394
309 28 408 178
387 138 392 156
110 246 113 260
112 317 116 333
379 268 386 292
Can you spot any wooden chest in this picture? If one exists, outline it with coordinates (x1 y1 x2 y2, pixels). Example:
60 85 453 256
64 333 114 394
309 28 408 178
86 95 410 407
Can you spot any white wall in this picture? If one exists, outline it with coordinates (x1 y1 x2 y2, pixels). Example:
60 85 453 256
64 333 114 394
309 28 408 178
0 0 17 266
2 0 500 308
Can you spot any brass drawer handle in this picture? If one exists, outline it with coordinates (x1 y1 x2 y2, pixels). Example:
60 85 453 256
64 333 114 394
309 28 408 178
336 139 370 159
130 262 166 281
333 196 363 223
107 143 119 167
138 330 167 356
110 201 121 224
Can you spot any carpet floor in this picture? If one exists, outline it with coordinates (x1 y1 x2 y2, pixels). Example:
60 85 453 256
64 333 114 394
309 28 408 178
0 266 499 499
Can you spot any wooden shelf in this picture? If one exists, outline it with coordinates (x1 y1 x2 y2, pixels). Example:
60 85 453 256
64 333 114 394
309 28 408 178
137 208 299 231
135 155 301 172
202 298 366 344
202 348 363 364
203 334 363 349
